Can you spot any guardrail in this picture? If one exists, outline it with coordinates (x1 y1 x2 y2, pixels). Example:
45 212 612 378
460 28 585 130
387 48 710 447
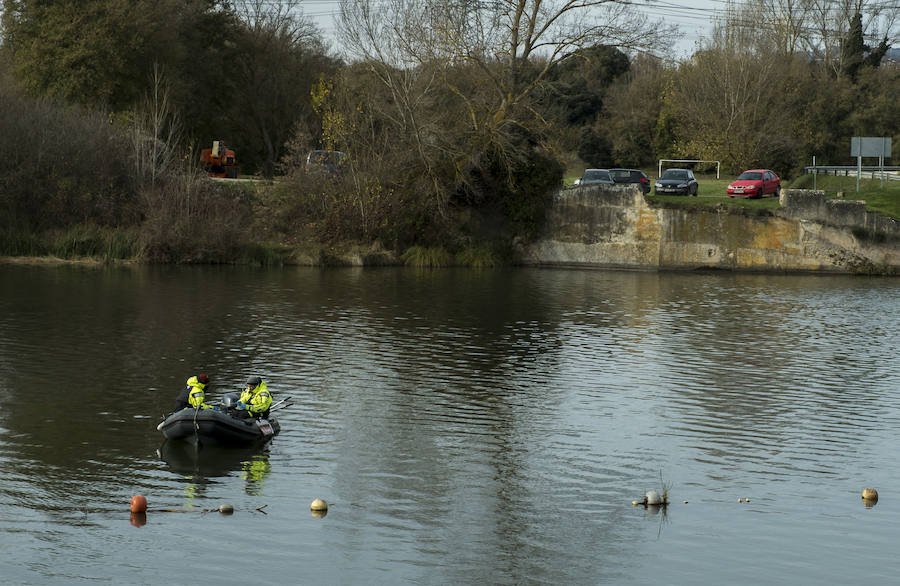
803 166 900 181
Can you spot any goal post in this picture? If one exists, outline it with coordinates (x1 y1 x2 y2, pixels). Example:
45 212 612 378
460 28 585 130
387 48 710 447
658 159 720 179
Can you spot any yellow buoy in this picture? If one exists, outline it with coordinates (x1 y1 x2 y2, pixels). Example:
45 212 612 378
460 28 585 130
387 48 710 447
862 488 878 502
310 498 328 512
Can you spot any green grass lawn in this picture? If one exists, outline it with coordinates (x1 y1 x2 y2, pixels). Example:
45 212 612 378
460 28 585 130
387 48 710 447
788 174 900 220
565 168 900 220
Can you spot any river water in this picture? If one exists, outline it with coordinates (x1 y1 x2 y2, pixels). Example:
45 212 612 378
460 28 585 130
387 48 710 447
0 263 898 585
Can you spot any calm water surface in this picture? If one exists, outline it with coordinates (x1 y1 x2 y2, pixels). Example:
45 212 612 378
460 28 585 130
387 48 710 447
0 264 898 585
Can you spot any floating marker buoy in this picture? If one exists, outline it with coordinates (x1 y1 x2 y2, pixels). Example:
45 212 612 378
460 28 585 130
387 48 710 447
130 494 148 513
645 491 662 505
738 498 743 503
219 504 234 515
311 498 328 511
632 500 640 506
862 488 878 502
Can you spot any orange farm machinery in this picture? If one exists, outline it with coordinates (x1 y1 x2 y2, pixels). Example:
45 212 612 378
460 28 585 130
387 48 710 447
200 140 239 178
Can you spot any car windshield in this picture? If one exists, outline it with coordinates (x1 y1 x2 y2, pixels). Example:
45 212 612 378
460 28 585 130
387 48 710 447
737 171 762 180
661 170 689 180
583 170 611 181
308 150 344 166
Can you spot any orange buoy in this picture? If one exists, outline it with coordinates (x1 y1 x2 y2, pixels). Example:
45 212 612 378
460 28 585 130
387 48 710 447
130 494 148 513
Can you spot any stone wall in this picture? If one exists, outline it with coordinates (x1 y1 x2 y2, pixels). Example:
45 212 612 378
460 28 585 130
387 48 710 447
779 189 900 239
519 185 900 274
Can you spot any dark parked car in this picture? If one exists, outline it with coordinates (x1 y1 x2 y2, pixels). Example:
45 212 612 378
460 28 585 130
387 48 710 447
654 168 698 196
306 150 345 177
609 168 651 194
727 169 780 198
575 169 614 186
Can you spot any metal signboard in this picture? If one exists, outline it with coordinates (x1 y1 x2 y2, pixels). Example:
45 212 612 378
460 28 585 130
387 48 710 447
851 137 891 158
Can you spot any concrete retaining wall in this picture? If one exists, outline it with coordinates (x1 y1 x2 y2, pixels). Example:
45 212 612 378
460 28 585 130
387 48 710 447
520 186 900 274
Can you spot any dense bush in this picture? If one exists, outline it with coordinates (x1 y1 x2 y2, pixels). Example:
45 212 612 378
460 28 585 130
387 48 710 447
0 85 136 231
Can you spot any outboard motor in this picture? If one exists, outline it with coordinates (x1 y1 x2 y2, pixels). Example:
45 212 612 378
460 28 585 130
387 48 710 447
222 392 241 410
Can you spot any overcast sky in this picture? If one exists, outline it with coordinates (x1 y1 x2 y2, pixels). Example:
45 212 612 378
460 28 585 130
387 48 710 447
301 0 724 58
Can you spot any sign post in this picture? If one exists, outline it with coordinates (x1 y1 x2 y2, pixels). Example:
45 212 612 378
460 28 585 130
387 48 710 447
851 137 892 192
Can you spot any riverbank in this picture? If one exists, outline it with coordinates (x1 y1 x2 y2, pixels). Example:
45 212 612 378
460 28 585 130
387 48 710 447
3 183 899 274
521 186 900 275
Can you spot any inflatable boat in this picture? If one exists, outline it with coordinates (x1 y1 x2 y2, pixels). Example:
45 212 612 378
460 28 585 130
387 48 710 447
157 407 279 447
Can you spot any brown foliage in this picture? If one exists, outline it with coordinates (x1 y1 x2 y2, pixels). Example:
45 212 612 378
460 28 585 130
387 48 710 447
136 175 253 263
0 81 137 230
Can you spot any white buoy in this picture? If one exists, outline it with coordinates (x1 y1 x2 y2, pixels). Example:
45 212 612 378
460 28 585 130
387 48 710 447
645 491 662 505
310 498 328 511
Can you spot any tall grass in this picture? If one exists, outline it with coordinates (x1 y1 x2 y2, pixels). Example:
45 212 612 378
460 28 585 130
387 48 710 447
0 224 137 260
0 226 49 257
456 245 500 268
401 246 454 268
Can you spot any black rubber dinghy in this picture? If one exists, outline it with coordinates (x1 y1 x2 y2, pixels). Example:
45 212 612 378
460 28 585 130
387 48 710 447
157 408 280 447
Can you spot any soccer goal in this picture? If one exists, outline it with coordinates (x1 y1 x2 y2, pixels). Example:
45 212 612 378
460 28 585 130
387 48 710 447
658 159 720 178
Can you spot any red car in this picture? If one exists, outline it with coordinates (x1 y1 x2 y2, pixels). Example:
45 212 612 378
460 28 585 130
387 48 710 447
726 169 780 198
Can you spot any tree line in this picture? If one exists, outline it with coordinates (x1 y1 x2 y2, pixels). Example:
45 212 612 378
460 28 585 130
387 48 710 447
0 0 897 262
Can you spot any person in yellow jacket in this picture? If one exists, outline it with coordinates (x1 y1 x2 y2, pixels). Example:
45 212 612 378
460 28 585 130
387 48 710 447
174 374 212 411
235 375 273 418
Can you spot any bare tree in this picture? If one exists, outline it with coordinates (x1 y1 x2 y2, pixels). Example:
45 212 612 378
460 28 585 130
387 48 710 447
670 20 791 171
130 63 182 188
800 0 898 77
336 0 678 203
341 0 675 126
759 0 812 54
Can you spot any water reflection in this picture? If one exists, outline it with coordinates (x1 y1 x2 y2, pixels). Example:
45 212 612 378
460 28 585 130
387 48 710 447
158 440 271 496
1 265 900 585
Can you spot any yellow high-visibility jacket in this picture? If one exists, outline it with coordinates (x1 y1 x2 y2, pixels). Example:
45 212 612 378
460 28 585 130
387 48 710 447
186 376 212 409
240 380 272 416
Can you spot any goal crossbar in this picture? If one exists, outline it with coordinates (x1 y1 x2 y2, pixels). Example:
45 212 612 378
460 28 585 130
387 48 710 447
658 159 720 179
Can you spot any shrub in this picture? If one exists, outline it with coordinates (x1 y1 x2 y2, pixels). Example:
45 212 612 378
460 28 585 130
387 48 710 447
401 246 453 268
